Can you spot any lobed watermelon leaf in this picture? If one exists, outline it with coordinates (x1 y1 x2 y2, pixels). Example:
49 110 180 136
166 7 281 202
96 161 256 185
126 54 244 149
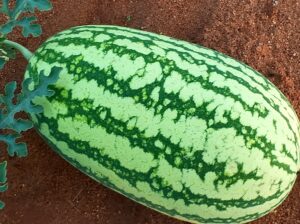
0 66 62 153
0 16 42 37
0 0 52 37
0 41 16 69
0 66 61 207
18 0 52 13
0 0 54 210
0 161 7 209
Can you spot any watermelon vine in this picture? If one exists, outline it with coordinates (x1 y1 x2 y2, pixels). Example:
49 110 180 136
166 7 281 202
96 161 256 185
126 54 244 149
0 0 60 209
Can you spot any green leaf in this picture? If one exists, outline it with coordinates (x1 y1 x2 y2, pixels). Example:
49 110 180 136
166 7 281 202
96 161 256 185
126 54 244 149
20 66 62 101
14 119 33 132
20 0 53 13
0 22 16 36
0 161 7 210
0 134 28 157
18 16 42 37
0 43 16 69
0 16 42 37
0 201 4 209
0 67 61 131
0 58 5 69
0 43 17 59
0 161 7 183
0 81 17 118
0 66 61 208
0 0 54 209
0 66 61 157
0 184 8 192
0 0 10 15
0 0 52 36
11 0 53 19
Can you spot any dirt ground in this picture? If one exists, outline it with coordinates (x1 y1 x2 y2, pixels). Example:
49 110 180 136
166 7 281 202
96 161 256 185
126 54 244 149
0 0 299 223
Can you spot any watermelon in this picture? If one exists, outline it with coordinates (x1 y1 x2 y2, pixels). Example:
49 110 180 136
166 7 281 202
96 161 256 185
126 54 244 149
24 25 300 223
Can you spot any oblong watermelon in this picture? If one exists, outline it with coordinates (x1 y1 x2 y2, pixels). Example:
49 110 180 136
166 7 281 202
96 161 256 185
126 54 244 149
25 25 300 224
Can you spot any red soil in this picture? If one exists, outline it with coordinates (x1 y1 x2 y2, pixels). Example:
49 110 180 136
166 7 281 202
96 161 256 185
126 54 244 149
0 1 299 223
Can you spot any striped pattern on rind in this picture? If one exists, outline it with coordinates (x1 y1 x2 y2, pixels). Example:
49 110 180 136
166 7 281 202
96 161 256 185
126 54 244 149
25 25 300 224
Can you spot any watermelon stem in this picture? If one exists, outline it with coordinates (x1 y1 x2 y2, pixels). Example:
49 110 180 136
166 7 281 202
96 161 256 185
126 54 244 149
2 40 33 61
